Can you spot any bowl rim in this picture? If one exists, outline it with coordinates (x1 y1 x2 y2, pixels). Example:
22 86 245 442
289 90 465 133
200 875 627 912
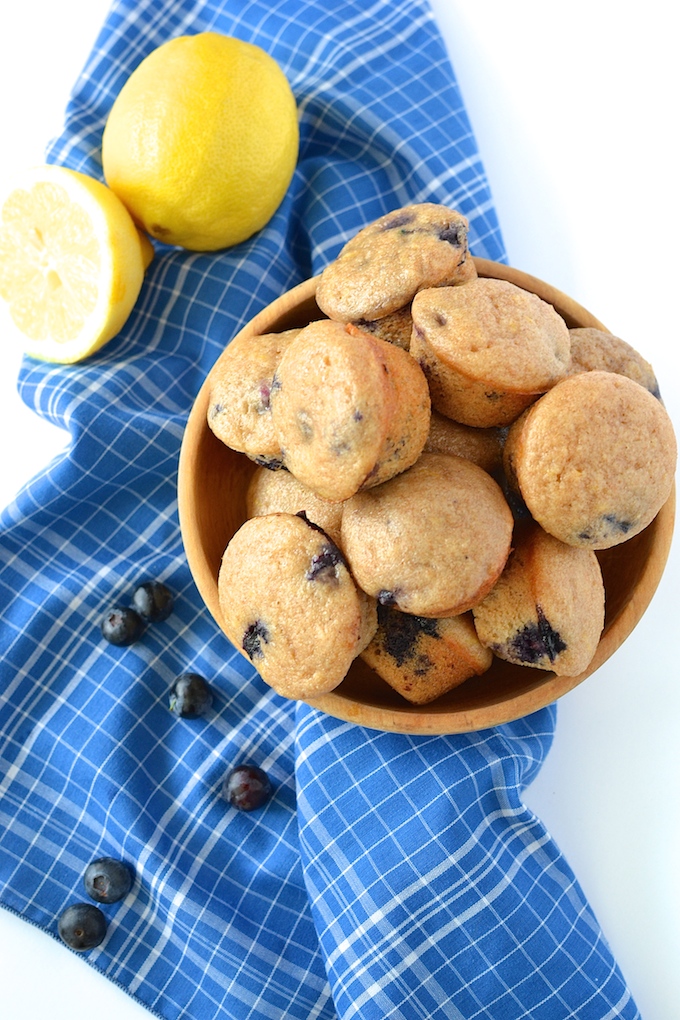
178 259 676 734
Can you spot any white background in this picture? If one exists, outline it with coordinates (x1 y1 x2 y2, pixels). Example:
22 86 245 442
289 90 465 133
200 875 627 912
0 2 678 1017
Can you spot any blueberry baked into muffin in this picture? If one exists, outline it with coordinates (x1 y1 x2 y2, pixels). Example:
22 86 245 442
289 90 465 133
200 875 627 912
472 523 605 677
361 605 492 704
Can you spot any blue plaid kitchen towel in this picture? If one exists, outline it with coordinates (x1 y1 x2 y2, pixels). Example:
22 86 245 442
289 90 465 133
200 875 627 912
0 0 641 1017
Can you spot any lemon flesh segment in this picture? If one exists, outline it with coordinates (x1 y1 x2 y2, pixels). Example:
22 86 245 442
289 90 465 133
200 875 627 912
0 165 145 364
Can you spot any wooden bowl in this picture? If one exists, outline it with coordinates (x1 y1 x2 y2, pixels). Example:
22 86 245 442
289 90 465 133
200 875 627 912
178 259 675 734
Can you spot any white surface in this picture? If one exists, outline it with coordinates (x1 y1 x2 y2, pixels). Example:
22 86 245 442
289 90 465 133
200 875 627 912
0 2 678 1017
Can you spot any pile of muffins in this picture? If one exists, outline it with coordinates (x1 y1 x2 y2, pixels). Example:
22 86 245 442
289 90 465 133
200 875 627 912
208 203 677 705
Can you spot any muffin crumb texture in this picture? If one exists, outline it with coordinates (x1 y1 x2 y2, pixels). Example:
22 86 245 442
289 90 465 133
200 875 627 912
205 202 675 702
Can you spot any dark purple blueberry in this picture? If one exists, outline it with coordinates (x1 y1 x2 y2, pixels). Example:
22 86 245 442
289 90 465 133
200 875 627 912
438 223 466 246
380 210 415 231
84 857 133 904
602 514 633 535
223 764 272 811
100 605 145 646
306 542 344 584
58 903 107 951
510 606 566 665
580 513 635 542
252 455 285 471
242 620 269 660
377 589 400 607
169 672 213 718
296 510 325 533
377 603 440 666
132 580 174 622
492 469 532 522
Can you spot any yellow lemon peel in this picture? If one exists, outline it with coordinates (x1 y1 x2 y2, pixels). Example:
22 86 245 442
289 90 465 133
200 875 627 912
102 32 299 251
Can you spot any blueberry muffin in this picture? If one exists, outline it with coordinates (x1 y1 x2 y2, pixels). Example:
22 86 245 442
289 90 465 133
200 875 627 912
340 452 514 617
207 328 299 469
218 512 377 699
568 327 660 398
410 278 571 427
270 318 430 502
423 408 503 474
503 371 676 548
246 465 344 545
361 604 492 704
316 202 474 323
351 304 414 351
472 523 605 676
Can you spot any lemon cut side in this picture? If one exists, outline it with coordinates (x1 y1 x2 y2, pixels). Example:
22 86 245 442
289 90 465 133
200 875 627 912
0 165 146 364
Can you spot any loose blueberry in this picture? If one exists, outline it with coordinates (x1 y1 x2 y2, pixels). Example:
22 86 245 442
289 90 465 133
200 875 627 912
223 764 272 811
132 581 174 622
169 673 213 718
100 605 145 646
83 857 133 904
58 903 107 951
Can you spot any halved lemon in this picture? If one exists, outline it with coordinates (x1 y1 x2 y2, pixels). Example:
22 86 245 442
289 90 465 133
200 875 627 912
0 164 147 364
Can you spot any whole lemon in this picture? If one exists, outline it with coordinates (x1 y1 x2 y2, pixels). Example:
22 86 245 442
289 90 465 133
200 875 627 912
102 33 299 251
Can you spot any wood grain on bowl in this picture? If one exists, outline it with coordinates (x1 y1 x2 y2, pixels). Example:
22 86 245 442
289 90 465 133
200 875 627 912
177 261 675 734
